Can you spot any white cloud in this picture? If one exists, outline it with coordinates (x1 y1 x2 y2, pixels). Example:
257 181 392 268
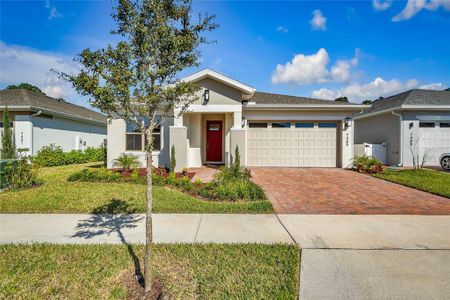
392 0 450 22
310 10 327 31
276 26 288 33
312 77 420 101
372 0 393 11
0 41 82 102
272 48 358 85
45 0 61 20
419 82 448 90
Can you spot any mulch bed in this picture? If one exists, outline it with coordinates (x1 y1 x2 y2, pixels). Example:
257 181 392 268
112 168 195 180
118 269 164 300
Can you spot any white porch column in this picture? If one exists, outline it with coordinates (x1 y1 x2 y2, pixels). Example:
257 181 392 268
233 111 242 129
173 106 184 127
169 126 188 172
14 115 33 156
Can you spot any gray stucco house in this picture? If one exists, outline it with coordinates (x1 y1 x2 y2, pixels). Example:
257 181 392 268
107 69 368 171
0 89 107 156
354 89 450 167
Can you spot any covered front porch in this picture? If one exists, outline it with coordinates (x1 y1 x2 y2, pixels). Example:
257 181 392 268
169 107 246 172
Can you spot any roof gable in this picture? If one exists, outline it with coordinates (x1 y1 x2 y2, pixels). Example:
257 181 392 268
181 69 255 96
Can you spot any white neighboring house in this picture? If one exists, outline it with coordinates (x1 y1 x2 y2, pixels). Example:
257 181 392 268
107 69 368 171
0 89 107 156
354 89 450 167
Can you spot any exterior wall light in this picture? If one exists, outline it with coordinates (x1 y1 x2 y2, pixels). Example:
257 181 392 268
204 89 210 103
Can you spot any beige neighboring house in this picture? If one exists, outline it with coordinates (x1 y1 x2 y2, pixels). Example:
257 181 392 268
107 69 368 171
0 89 107 156
354 89 450 167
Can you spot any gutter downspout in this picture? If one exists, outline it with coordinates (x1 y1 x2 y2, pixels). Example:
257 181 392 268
392 111 403 166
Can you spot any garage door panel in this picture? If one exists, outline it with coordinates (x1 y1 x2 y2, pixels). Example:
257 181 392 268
419 128 450 165
247 123 337 167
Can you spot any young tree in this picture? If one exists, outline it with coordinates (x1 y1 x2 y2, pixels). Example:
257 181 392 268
1 106 15 159
58 0 217 292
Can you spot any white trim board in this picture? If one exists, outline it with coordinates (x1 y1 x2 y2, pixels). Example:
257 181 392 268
244 115 347 121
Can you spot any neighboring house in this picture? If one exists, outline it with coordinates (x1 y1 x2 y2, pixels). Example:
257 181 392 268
354 89 450 167
0 89 107 156
107 69 367 171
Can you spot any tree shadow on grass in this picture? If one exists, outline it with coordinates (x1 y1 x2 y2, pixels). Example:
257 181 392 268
72 199 145 286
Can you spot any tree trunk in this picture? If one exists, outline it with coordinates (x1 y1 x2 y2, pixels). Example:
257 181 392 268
144 138 153 292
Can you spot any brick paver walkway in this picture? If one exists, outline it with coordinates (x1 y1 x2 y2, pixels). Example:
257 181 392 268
250 168 450 215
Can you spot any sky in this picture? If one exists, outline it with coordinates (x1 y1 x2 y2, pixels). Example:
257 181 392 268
1 0 449 107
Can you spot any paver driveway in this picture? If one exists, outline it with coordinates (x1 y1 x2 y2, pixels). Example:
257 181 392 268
250 168 450 214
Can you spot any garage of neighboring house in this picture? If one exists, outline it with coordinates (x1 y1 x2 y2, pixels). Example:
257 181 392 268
417 120 450 163
247 120 339 167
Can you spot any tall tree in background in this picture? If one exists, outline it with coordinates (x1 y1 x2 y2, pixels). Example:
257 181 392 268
59 0 216 292
6 83 44 94
334 96 349 103
1 106 15 159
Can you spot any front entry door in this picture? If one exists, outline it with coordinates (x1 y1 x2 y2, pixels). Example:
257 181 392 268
206 121 223 162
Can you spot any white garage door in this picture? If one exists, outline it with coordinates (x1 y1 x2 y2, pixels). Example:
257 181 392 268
247 121 338 167
418 121 450 165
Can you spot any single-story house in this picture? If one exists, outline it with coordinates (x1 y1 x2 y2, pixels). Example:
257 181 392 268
0 89 107 156
354 89 450 167
107 69 368 171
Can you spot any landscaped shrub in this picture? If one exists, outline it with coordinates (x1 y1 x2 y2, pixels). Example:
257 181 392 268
353 156 384 174
33 144 106 167
112 154 140 170
67 168 166 185
5 155 42 191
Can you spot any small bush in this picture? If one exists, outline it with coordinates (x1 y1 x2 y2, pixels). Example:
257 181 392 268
112 154 140 171
33 144 105 167
5 157 42 191
211 179 265 201
353 156 384 174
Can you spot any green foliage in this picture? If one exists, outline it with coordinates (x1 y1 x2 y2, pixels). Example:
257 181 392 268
233 145 241 172
212 180 266 201
68 167 166 186
362 99 373 105
334 96 349 103
5 83 44 94
33 144 105 167
1 106 15 159
5 155 42 191
170 145 176 173
353 156 384 174
112 153 140 170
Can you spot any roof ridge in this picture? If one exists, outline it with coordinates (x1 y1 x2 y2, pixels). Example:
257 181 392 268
255 91 336 102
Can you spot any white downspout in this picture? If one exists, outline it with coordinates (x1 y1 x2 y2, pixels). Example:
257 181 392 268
392 111 403 166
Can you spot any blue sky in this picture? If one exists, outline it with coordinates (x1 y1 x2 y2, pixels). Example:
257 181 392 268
1 0 449 107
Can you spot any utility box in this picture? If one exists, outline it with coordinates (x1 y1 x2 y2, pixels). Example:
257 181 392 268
0 159 17 189
354 143 387 164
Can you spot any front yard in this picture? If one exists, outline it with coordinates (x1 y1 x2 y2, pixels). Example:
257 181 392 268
0 163 272 214
0 243 299 299
373 168 450 198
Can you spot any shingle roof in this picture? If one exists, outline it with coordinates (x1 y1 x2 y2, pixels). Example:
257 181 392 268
249 91 355 105
0 89 106 124
362 89 450 115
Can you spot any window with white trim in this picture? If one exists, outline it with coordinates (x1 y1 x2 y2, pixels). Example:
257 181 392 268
125 117 161 151
419 122 435 128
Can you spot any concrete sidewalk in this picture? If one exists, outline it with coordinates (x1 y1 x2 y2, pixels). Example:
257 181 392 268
1 214 449 249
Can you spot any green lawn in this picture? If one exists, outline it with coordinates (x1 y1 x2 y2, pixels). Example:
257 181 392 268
373 168 450 198
0 163 272 213
0 243 299 299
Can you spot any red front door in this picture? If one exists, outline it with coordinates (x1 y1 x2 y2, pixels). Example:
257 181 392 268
206 121 223 162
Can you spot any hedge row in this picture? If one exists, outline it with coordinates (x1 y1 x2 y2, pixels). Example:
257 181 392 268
33 144 105 167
